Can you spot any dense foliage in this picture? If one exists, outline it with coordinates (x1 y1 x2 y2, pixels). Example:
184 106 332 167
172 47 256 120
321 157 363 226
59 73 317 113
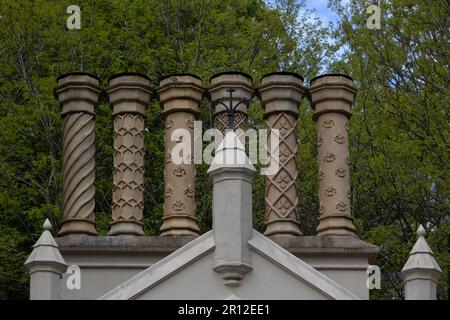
0 0 447 299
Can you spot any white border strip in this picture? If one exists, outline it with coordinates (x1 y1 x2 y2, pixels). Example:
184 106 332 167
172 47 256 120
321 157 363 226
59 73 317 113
98 231 215 300
248 231 361 300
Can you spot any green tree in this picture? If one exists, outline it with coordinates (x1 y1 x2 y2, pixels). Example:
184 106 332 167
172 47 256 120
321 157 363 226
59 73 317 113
329 0 449 299
0 0 329 299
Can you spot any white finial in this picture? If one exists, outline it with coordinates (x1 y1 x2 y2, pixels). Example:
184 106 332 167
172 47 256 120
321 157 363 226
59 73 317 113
417 224 426 237
43 219 53 231
401 223 442 300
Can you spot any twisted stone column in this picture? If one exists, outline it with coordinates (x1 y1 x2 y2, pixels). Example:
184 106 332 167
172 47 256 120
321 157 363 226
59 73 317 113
208 72 253 134
259 72 306 236
157 74 204 236
309 74 357 236
106 73 152 236
54 73 101 236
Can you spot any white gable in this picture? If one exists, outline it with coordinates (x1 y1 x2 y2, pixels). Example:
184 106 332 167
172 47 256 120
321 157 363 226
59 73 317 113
99 230 360 300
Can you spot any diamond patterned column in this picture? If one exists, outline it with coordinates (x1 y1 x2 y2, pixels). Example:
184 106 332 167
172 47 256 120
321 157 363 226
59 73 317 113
107 73 152 236
259 72 306 237
309 74 357 236
54 73 101 236
208 72 253 135
157 74 205 236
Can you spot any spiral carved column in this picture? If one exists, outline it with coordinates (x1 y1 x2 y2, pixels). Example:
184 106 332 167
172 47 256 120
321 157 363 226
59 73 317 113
309 74 357 236
157 74 204 236
54 73 101 236
106 73 152 236
209 72 253 135
259 72 306 237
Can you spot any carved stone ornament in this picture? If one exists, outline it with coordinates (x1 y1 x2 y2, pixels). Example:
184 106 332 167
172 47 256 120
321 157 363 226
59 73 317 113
173 167 186 177
184 185 194 198
277 173 290 189
172 200 185 212
335 167 346 177
323 119 335 128
336 201 348 212
186 119 194 129
165 186 173 198
317 136 323 147
334 133 345 144
166 119 174 129
324 152 336 162
325 186 337 197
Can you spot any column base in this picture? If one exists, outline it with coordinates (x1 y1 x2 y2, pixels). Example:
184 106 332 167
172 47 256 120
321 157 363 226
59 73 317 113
108 220 145 236
316 214 356 236
264 219 302 237
160 214 199 236
58 219 97 236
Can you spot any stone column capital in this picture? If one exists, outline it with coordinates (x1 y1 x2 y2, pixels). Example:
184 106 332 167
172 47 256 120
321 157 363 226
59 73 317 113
54 73 101 115
208 72 254 115
308 74 357 120
107 73 153 116
157 74 205 117
258 72 306 118
208 72 253 134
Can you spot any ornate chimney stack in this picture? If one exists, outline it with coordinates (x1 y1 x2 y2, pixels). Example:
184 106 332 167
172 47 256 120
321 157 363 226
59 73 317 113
54 73 101 236
308 74 357 236
208 72 253 134
157 74 205 236
259 72 306 237
106 73 152 236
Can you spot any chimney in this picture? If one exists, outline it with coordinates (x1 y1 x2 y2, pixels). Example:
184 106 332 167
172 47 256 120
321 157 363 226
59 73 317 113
106 73 152 236
54 73 101 236
308 74 357 236
208 131 256 287
259 72 306 237
157 74 205 236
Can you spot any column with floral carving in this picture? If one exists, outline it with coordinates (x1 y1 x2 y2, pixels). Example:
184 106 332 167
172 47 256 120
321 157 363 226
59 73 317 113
157 74 204 235
259 72 306 236
308 74 357 236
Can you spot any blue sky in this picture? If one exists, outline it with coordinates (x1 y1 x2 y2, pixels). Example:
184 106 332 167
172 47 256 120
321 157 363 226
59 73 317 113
302 0 350 66
304 0 341 26
264 0 345 26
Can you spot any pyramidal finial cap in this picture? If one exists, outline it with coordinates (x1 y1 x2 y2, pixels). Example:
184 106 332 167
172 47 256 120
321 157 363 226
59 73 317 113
417 224 426 237
207 131 256 173
401 223 442 277
24 219 66 271
43 219 53 231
